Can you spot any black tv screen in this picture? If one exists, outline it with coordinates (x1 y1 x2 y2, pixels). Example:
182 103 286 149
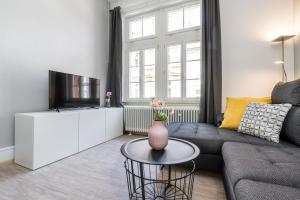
49 71 100 109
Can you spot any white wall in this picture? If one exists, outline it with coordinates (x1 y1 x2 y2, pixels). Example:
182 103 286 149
295 0 300 79
220 0 295 110
0 0 109 149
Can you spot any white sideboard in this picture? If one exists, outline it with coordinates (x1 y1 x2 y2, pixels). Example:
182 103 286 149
106 108 124 141
78 109 107 151
15 108 123 170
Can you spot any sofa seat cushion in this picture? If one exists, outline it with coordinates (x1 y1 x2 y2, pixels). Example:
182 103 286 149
235 179 300 200
168 123 223 154
218 128 294 147
222 142 300 189
167 123 293 155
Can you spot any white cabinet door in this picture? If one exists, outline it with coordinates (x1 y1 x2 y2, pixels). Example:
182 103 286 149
34 113 78 169
78 109 106 151
15 115 35 169
106 108 123 141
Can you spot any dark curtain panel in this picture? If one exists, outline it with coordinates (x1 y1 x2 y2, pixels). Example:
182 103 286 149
200 0 222 124
106 7 122 107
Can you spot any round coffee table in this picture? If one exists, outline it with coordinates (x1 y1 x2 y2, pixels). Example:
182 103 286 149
120 137 200 200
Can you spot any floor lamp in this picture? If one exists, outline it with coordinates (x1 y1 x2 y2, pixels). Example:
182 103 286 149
272 35 295 82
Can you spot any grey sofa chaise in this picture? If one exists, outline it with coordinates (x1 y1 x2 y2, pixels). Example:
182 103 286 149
168 79 300 200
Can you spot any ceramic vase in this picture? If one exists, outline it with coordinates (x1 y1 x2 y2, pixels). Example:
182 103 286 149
148 121 168 150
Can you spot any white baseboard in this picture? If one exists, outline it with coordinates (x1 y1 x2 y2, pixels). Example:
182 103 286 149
0 146 14 162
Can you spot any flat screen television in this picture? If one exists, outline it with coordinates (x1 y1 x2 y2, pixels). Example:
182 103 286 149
49 70 100 109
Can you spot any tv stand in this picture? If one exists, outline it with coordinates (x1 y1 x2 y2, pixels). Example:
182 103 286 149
15 108 123 170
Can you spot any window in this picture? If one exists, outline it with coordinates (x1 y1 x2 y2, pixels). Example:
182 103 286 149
167 41 201 99
129 16 156 39
168 4 201 32
168 9 183 32
144 48 156 98
186 41 201 97
168 45 181 98
129 51 140 98
128 48 156 98
124 2 201 102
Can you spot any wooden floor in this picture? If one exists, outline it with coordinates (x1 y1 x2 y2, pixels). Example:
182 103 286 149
0 135 226 200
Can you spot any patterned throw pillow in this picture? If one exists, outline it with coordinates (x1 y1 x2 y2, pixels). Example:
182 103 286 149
238 103 292 143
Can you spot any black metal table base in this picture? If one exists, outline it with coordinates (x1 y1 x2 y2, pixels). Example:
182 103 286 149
124 159 195 200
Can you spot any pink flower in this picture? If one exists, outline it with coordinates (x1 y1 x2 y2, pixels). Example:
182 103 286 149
106 91 112 97
150 99 165 109
157 99 165 108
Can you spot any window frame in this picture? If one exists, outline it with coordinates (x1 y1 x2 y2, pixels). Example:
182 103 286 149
128 50 141 99
163 38 202 102
143 48 156 98
185 41 201 98
126 12 158 43
123 1 201 104
165 3 201 36
166 42 183 99
125 44 159 102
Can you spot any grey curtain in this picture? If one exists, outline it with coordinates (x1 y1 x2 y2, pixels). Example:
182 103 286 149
200 0 222 124
106 7 122 107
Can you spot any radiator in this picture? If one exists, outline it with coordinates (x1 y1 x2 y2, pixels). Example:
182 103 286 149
124 105 200 133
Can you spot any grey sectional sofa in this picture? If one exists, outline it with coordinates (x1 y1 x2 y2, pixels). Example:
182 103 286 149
167 79 300 200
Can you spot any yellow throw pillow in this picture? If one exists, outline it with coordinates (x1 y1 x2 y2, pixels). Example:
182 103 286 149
220 97 272 130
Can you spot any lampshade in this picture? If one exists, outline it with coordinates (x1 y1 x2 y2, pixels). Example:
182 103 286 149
272 35 296 42
271 34 296 82
274 60 284 64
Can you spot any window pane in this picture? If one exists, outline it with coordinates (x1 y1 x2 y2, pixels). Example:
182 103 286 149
184 5 201 28
186 79 200 97
129 19 142 39
144 65 155 81
168 63 181 81
144 48 155 65
129 67 140 82
168 45 181 63
129 83 140 98
143 16 155 36
144 82 155 98
168 9 183 31
168 80 181 97
186 42 200 61
129 51 140 67
186 61 200 79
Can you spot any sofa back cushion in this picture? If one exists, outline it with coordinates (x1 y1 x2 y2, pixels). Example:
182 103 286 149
220 97 271 130
272 79 300 146
281 106 300 146
271 79 300 105
238 103 292 143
